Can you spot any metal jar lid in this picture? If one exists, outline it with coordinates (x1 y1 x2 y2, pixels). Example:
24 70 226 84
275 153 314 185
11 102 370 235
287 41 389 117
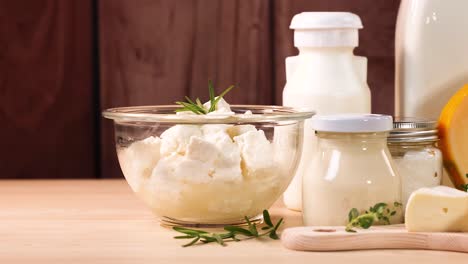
388 118 438 143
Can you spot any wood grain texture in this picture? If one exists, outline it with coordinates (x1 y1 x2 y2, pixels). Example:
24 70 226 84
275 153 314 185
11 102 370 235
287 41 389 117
99 0 273 178
1 180 467 264
282 226 468 252
0 0 95 178
273 0 400 114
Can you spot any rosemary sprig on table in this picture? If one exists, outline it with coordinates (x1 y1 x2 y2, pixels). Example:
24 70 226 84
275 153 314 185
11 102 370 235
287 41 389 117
461 184 468 192
345 202 402 233
173 210 283 247
175 80 235 115
461 174 468 192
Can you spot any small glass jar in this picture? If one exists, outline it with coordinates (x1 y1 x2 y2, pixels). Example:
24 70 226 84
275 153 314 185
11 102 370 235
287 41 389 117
303 114 402 226
388 118 442 209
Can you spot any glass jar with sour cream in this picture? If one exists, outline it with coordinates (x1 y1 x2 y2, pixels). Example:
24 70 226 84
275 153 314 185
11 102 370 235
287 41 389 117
387 119 442 209
302 114 402 226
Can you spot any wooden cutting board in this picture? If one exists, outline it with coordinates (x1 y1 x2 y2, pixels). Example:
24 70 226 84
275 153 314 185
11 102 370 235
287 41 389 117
281 225 468 253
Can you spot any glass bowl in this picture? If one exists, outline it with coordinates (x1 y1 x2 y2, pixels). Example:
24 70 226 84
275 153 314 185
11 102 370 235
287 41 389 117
103 105 314 227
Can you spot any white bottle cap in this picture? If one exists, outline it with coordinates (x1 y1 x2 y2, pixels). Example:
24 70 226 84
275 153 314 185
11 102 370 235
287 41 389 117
311 114 393 133
290 12 363 47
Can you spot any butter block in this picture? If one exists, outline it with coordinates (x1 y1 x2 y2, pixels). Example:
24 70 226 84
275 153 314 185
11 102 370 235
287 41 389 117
405 186 468 232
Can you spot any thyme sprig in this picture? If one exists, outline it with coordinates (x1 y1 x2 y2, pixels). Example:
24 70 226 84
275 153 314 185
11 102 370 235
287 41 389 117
173 210 283 247
345 202 402 233
175 80 235 115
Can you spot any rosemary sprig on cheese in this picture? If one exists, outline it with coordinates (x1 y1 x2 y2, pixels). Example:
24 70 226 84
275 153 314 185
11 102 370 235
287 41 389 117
345 202 402 232
175 80 235 114
173 210 283 247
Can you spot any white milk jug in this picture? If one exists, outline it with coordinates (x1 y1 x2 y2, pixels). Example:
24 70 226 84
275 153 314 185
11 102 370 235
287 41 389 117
283 12 371 211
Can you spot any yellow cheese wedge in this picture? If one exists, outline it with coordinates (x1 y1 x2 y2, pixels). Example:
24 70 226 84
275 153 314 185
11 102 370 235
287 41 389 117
439 84 468 190
405 186 468 232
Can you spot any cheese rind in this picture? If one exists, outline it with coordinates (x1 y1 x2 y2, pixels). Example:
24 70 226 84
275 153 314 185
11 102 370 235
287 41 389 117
405 186 468 232
438 84 468 189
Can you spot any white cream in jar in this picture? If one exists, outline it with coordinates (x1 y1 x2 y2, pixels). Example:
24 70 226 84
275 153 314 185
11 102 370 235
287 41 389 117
388 119 442 209
302 114 402 226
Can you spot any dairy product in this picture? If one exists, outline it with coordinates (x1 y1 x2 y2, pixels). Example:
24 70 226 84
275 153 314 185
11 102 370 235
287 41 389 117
393 149 442 208
117 100 288 223
283 12 371 211
395 0 468 120
118 136 161 192
204 98 235 115
302 115 402 226
395 0 468 187
439 84 468 190
405 186 468 232
388 119 443 209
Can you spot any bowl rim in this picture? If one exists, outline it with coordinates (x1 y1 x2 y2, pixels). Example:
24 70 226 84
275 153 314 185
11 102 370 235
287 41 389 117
102 105 315 124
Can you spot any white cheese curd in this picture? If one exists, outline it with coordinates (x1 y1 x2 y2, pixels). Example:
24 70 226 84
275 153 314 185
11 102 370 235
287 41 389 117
204 97 235 115
226 125 256 138
117 136 161 192
234 130 275 180
117 100 288 223
160 125 202 156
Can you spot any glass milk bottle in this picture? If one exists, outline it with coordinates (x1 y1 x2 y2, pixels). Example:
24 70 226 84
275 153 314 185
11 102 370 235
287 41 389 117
283 12 371 211
395 0 468 120
303 115 402 226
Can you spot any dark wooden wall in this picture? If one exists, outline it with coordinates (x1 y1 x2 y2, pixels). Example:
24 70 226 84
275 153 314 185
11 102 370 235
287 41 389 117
0 0 96 178
0 0 400 178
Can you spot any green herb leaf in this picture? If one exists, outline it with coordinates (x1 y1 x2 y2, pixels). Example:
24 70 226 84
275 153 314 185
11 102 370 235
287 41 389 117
345 201 402 233
268 218 283 240
223 226 254 236
208 80 216 112
175 101 206 115
372 203 387 214
196 98 204 108
212 233 225 246
174 235 195 239
382 216 390 225
199 235 217 243
348 208 359 222
357 215 375 229
212 85 235 107
173 209 282 247
244 216 259 237
173 226 208 236
183 237 200 247
269 231 279 240
177 80 235 114
263 209 274 227
461 184 468 192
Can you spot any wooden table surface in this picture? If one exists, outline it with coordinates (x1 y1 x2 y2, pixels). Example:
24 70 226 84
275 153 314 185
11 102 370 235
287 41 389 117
1 180 466 264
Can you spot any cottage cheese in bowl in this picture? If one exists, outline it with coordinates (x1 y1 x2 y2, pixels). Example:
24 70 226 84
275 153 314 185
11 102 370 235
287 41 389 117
111 100 310 225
